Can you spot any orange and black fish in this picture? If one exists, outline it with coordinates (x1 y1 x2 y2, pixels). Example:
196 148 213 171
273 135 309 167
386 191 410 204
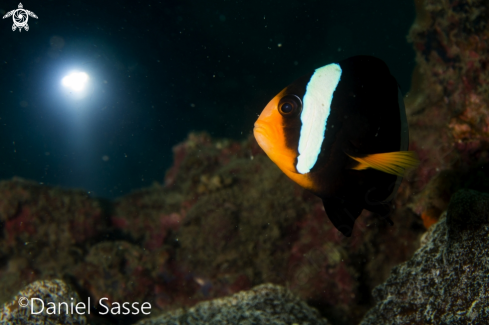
253 56 418 237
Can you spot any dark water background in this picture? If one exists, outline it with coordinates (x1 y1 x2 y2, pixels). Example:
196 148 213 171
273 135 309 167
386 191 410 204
0 0 415 199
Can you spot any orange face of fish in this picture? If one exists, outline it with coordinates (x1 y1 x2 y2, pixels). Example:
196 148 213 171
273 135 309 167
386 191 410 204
253 89 315 190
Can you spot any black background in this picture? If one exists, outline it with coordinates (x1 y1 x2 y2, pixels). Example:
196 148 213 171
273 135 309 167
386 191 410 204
0 0 415 198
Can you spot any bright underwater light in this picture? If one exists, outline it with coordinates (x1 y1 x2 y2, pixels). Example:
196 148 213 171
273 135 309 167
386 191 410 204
62 71 89 92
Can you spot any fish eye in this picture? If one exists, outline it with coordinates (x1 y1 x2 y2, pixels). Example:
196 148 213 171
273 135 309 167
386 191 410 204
278 95 302 116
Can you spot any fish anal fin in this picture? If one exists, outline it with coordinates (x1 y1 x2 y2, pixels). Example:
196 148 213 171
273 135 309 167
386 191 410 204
322 197 363 237
365 202 391 217
347 151 419 176
364 202 394 226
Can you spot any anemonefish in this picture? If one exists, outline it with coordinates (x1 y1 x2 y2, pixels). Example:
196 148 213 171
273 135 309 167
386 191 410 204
254 56 418 237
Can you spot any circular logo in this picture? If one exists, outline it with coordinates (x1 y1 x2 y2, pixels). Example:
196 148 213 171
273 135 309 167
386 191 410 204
18 296 29 308
13 10 27 27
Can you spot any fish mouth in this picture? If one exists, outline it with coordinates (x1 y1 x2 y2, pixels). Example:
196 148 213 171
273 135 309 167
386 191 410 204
253 123 268 140
253 124 264 133
253 123 273 154
253 120 270 130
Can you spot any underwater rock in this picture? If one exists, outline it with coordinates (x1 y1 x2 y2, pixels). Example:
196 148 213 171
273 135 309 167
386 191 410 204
112 132 424 324
73 240 199 312
135 283 330 325
0 132 425 325
409 162 489 229
406 0 489 222
74 241 160 309
361 189 489 324
409 169 463 228
0 178 106 305
0 279 86 325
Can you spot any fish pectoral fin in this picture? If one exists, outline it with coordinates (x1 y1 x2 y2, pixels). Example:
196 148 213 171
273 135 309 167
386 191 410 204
322 197 363 237
347 151 419 176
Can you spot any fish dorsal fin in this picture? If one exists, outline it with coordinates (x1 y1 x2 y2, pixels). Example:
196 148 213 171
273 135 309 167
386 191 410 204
347 151 419 176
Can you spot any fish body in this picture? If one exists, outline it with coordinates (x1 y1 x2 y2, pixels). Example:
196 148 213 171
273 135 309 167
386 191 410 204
253 56 418 237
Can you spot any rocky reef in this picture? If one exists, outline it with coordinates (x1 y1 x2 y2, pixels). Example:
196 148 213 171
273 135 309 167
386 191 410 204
136 283 330 325
2 188 489 325
0 133 425 325
361 189 489 324
406 0 489 225
0 179 106 303
1 279 86 325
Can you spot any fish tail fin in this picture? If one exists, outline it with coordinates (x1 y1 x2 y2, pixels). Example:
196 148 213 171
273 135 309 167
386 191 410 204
347 151 419 176
322 197 363 237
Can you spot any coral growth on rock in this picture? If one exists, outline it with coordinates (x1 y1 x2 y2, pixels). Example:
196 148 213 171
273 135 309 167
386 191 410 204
0 132 425 325
361 189 489 324
136 283 330 325
406 0 489 224
0 178 106 304
109 133 425 324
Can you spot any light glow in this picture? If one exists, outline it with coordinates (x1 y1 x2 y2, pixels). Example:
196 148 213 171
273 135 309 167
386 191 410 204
62 71 89 92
